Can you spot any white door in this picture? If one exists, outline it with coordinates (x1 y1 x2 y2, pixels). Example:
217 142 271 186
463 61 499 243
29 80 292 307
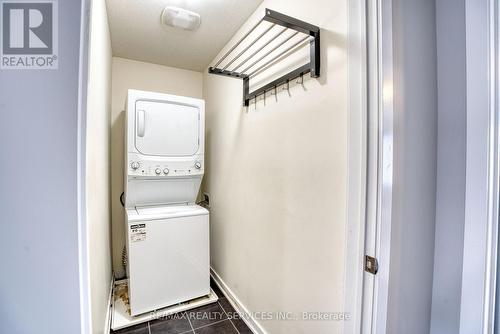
135 100 200 156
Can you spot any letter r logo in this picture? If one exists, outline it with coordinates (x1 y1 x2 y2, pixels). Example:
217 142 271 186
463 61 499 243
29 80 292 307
2 2 53 55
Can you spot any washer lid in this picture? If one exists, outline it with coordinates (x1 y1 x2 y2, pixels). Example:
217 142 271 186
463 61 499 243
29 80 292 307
128 204 208 221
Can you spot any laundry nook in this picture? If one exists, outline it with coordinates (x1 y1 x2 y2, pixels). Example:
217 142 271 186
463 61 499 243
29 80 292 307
2 0 496 333
96 2 346 331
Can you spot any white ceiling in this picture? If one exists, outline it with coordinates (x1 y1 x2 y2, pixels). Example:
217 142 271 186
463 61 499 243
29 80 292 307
105 0 264 72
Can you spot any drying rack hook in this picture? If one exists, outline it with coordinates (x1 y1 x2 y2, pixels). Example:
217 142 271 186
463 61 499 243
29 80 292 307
283 80 290 93
296 74 304 85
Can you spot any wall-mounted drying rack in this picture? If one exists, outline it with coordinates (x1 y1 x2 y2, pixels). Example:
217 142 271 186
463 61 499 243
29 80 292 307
208 9 320 106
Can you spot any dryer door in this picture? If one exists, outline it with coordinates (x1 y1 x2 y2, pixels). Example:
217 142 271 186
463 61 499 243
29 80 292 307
135 100 200 156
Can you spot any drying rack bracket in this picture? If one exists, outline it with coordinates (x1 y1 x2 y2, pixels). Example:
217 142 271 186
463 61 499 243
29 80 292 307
208 9 320 106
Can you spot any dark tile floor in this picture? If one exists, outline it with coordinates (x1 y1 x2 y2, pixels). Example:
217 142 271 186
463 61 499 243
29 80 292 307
112 279 253 334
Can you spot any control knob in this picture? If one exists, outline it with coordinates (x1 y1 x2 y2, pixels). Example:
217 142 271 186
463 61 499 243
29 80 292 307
163 168 169 175
155 168 162 175
130 161 140 170
195 162 202 169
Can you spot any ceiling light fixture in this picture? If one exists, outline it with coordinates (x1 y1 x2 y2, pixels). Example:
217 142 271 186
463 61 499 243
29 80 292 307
161 6 201 31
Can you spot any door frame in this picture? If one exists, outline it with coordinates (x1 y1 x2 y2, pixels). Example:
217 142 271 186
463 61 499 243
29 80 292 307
77 0 91 333
344 0 394 333
360 0 394 332
347 1 500 333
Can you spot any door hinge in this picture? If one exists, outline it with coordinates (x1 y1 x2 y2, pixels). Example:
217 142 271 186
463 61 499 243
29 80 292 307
365 255 378 275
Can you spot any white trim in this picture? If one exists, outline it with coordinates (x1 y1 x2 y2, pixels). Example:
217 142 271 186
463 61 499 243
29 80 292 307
210 268 267 334
484 1 499 331
492 2 500 332
77 0 91 333
343 0 368 332
104 275 114 334
361 0 394 333
360 1 379 331
460 0 499 333
373 0 394 331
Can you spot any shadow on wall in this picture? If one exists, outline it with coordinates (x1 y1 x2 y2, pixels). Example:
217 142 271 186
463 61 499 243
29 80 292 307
200 128 212 205
317 29 346 86
241 28 344 112
111 109 126 277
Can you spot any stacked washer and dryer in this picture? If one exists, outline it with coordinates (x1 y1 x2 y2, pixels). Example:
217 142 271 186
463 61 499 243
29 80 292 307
124 89 211 316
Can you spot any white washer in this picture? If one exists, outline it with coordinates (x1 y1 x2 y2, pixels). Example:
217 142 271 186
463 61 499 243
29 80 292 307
126 205 209 316
124 90 209 316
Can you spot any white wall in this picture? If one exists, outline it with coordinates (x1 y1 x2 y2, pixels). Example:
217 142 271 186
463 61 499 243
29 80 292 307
203 0 349 333
387 0 438 333
430 0 466 333
86 0 112 333
0 0 86 333
110 57 203 274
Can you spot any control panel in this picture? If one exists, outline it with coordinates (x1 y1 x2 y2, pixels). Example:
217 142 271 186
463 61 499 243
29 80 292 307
128 158 203 177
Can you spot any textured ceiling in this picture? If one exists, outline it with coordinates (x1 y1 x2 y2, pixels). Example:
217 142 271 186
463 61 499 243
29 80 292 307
105 0 264 71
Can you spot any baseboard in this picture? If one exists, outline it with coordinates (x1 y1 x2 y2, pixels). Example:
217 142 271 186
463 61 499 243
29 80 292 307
210 268 268 334
104 275 114 334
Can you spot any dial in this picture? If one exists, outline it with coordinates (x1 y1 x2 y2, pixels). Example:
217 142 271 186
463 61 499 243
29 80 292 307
155 168 162 175
130 161 140 170
195 162 202 169
163 168 169 175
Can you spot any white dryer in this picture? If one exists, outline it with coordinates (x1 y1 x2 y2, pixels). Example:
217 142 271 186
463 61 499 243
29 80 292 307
124 89 209 316
124 90 205 207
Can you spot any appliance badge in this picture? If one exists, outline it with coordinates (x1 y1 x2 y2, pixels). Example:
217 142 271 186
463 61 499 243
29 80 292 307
130 224 146 242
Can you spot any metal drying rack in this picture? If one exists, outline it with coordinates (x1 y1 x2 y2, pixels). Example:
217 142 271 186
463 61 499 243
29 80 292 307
208 9 321 106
